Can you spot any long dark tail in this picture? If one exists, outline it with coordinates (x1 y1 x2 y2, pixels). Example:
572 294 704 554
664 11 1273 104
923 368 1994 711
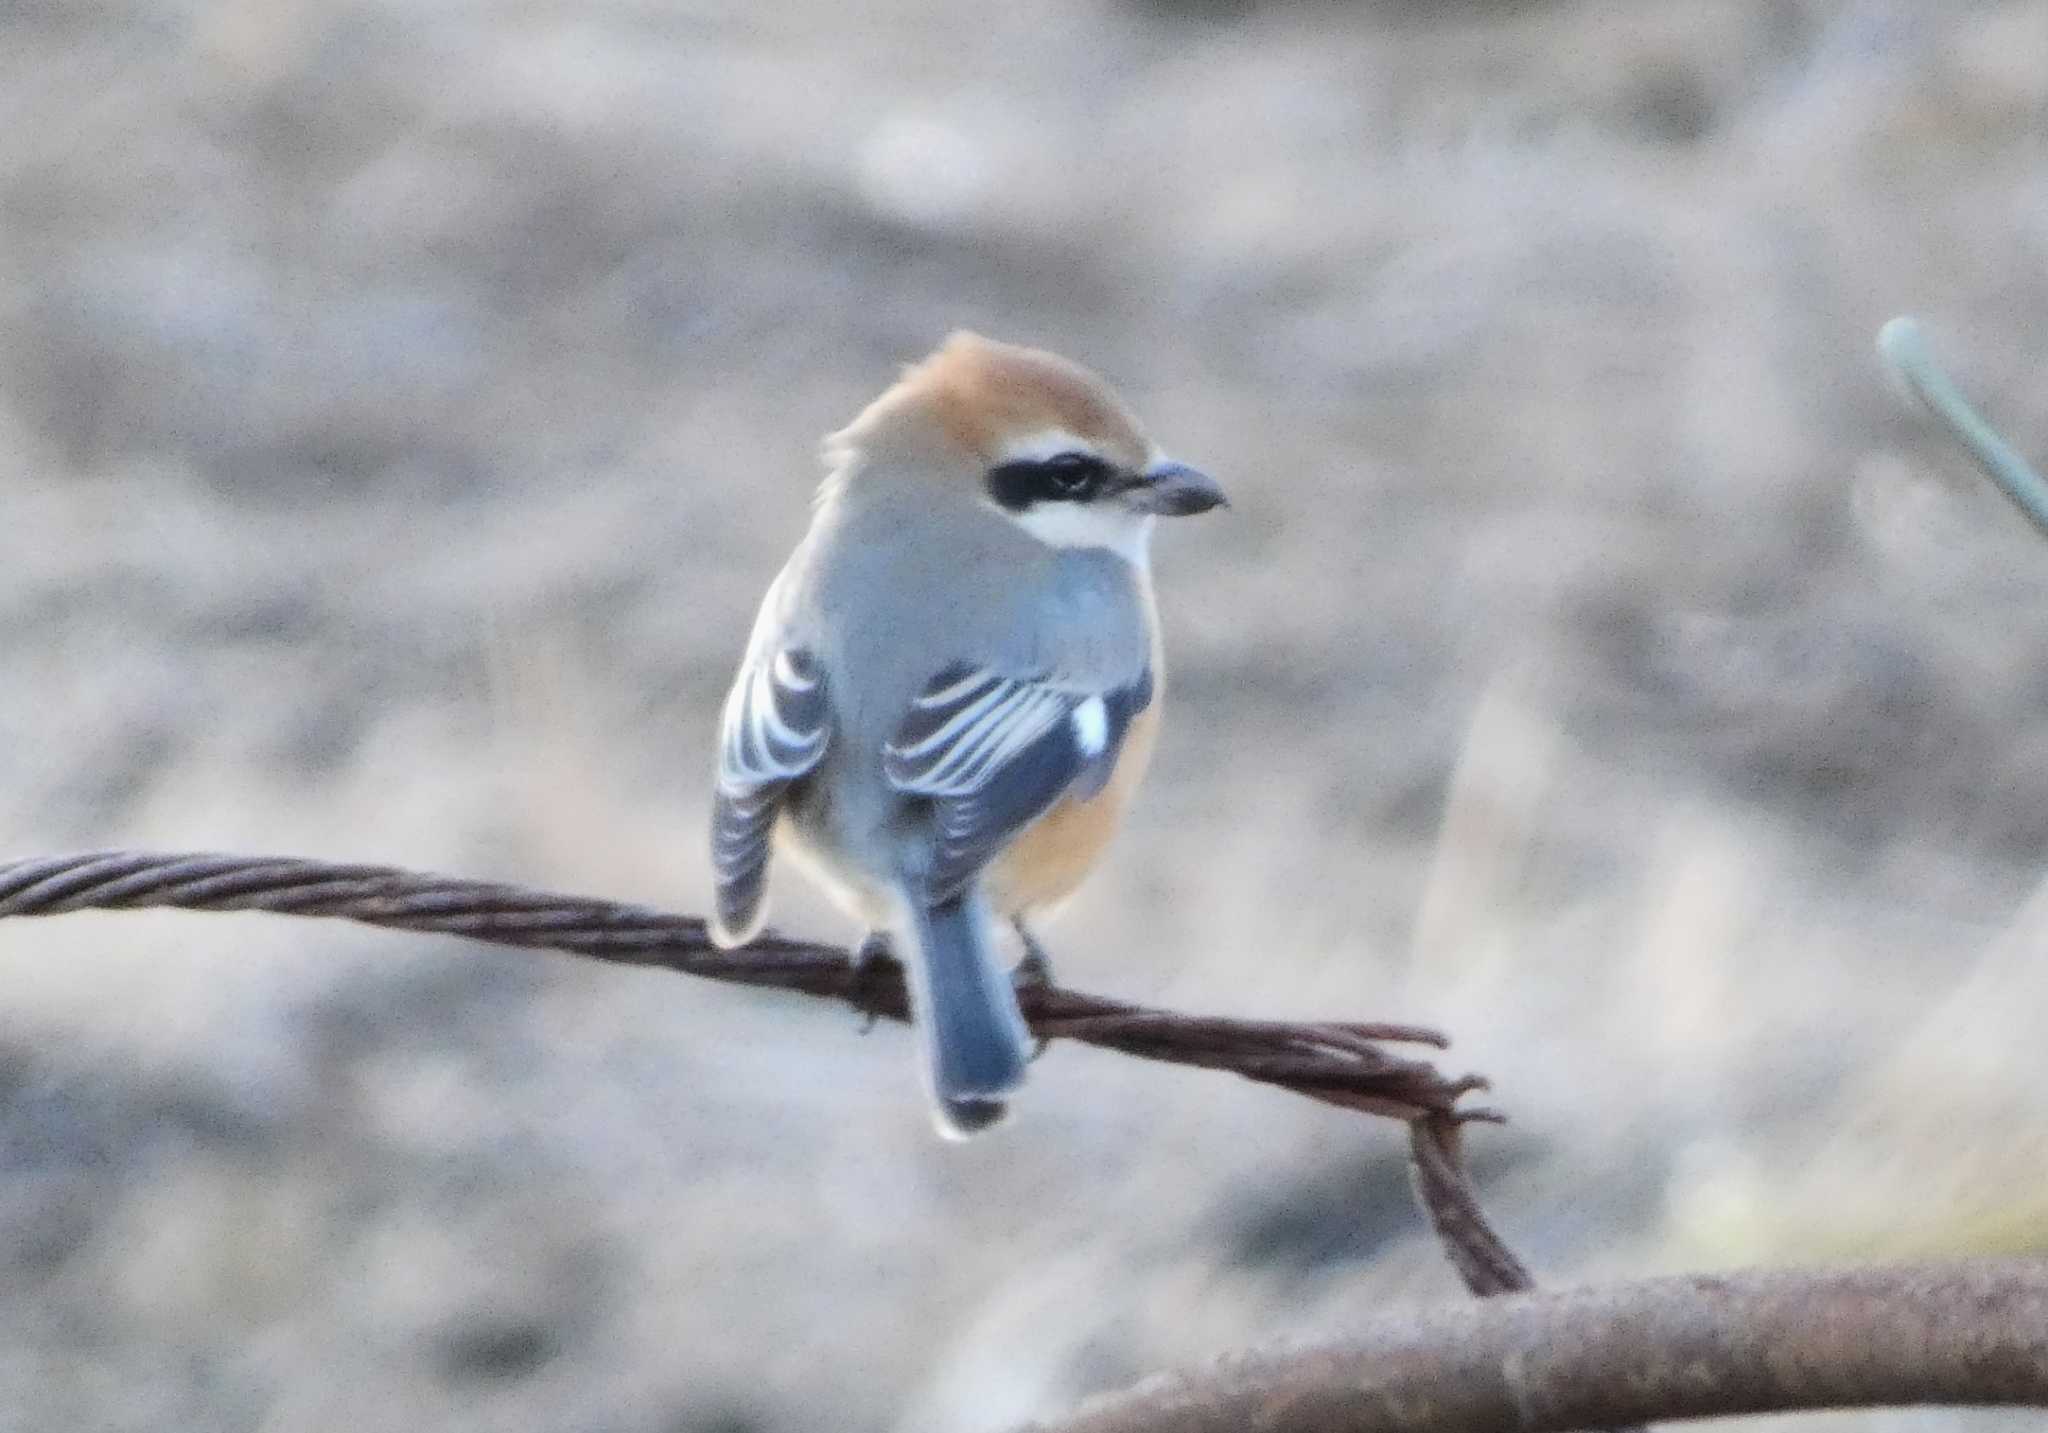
896 888 1030 1139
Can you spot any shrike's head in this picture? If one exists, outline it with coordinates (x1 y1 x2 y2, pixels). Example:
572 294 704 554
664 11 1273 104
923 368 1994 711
825 332 1225 563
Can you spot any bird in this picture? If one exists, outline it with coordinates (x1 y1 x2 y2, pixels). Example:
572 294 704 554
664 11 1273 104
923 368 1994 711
707 332 1225 1137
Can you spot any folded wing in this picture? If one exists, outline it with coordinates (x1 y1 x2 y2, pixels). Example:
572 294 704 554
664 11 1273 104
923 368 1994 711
710 647 830 944
884 661 1152 903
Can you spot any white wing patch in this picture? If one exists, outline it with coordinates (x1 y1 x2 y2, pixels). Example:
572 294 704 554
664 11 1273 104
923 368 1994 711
1071 694 1109 757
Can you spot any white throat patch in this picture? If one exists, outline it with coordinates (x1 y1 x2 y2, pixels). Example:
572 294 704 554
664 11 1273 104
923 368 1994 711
1011 502 1155 566
989 429 1156 565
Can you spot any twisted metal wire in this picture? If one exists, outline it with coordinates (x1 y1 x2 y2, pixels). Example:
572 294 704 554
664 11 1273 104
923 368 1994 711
0 849 1478 1119
0 848 1520 1295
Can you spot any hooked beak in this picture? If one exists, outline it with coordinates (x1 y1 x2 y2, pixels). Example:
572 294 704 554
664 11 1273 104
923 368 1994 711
1125 459 1227 517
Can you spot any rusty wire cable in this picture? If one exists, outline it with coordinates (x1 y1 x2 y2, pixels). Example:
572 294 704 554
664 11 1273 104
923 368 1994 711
0 848 1512 1289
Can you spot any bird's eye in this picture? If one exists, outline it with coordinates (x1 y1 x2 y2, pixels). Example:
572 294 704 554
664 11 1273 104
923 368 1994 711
1042 453 1100 494
985 453 1112 510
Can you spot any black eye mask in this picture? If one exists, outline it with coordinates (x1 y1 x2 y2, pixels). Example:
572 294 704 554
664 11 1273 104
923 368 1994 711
985 453 1116 510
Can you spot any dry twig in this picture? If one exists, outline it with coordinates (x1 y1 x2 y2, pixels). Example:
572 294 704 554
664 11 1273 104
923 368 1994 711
1027 1259 2048 1432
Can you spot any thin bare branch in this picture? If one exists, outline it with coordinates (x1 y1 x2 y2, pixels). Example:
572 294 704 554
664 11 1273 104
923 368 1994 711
1026 1259 2048 1433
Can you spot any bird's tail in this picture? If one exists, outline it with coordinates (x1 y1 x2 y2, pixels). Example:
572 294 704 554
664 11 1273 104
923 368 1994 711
895 887 1031 1139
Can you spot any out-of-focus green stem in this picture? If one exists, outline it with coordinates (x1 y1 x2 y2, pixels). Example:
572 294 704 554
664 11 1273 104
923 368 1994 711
1879 315 2048 540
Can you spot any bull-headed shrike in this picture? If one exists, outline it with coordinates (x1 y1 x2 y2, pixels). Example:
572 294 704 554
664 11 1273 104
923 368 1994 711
709 333 1225 1137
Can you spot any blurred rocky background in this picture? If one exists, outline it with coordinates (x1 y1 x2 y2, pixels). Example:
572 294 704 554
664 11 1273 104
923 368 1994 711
1 1 2045 1428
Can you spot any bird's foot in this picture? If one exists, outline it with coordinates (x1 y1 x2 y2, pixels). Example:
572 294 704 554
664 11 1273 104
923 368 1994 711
1011 919 1056 1060
848 932 901 1034
1011 918 1057 990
